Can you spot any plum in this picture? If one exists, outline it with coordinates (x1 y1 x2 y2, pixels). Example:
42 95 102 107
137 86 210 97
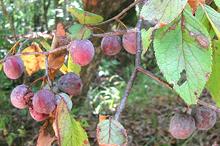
57 72 82 96
3 56 24 79
169 113 196 139
29 107 49 121
32 89 56 114
101 36 122 56
122 30 137 54
10 84 33 109
69 40 95 66
55 92 73 110
193 106 217 130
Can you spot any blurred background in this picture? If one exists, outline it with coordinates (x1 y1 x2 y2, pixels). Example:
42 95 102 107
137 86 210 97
0 0 220 146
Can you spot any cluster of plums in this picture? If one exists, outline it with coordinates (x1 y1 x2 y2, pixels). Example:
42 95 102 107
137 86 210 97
101 30 137 56
169 106 217 139
9 72 82 121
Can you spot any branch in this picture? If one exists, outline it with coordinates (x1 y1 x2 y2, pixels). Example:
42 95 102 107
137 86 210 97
137 67 220 113
95 0 143 26
115 19 143 121
0 44 70 64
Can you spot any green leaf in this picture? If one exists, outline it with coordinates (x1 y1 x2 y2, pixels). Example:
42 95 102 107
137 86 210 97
68 54 81 75
207 40 220 107
140 0 187 26
68 7 103 25
195 6 215 39
141 28 154 57
56 100 90 146
154 10 212 105
68 24 92 40
96 119 127 146
203 5 220 40
0 63 2 71
39 38 51 51
214 0 220 8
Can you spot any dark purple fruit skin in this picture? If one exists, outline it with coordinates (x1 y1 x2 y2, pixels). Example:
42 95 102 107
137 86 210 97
57 73 82 96
69 40 95 66
169 113 196 139
193 106 217 130
3 56 24 79
101 36 122 56
29 107 49 122
122 31 137 54
10 84 33 109
32 89 56 114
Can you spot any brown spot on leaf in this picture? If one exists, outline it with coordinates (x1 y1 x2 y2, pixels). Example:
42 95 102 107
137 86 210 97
196 35 210 48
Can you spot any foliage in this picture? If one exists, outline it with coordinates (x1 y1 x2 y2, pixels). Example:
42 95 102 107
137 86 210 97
1 0 220 145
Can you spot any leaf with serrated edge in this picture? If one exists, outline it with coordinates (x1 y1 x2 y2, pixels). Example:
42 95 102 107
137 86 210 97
140 0 187 26
203 5 220 40
68 7 103 25
207 40 220 107
154 10 212 105
56 100 90 146
97 119 127 146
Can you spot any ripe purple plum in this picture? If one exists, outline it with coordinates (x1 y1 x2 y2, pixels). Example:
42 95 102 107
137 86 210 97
29 107 49 121
122 30 137 54
57 72 82 96
69 40 95 66
32 89 56 114
193 106 217 130
101 36 122 56
10 84 33 109
3 56 24 79
169 113 196 139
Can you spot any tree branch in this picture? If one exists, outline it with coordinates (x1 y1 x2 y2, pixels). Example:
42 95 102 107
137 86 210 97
115 19 142 121
95 0 143 26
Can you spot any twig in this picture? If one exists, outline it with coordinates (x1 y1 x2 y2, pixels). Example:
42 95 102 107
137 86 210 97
136 66 173 90
0 44 70 64
45 55 52 88
92 30 128 38
115 19 142 121
95 0 143 26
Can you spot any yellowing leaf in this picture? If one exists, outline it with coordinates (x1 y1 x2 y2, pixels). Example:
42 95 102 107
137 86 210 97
55 100 90 146
203 5 220 40
59 64 68 74
67 54 81 75
68 7 103 25
21 43 45 76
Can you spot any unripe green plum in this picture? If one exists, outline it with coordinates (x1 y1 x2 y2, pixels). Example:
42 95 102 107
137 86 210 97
29 107 49 121
55 93 73 110
169 113 196 139
57 72 82 96
193 106 217 130
122 30 137 54
101 36 122 56
3 56 24 79
10 84 33 109
69 40 95 66
32 89 56 114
